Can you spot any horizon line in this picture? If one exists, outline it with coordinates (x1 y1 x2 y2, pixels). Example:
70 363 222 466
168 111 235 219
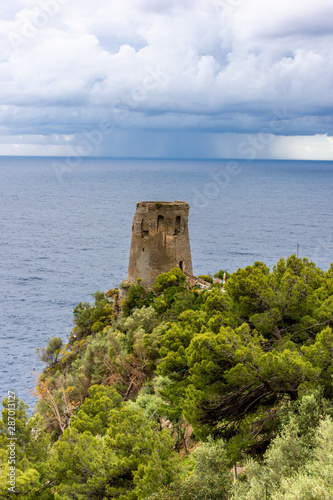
0 155 332 163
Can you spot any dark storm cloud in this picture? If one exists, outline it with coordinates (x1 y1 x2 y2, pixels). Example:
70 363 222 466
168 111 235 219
0 0 332 158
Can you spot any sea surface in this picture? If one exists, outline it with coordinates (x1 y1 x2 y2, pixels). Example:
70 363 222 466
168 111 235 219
0 157 332 410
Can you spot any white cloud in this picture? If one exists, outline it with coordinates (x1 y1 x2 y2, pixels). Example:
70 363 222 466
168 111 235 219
0 0 333 157
270 134 333 160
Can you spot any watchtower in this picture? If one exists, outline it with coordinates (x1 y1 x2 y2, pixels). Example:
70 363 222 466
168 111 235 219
127 201 193 288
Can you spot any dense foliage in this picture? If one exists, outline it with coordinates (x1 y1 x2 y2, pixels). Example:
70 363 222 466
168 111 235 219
1 258 333 499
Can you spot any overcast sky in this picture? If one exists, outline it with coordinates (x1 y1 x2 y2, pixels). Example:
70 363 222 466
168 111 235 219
1 0 333 159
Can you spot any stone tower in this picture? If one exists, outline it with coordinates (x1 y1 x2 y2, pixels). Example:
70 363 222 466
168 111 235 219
127 201 193 288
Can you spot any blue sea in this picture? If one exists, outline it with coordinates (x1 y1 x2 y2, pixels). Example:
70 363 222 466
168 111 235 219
0 157 332 410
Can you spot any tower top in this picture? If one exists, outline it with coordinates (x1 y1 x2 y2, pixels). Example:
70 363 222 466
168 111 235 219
136 201 189 208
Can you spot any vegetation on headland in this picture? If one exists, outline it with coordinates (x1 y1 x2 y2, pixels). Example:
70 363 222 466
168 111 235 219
1 255 333 499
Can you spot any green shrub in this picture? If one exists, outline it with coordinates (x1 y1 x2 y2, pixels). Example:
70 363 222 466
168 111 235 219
198 274 213 284
122 281 155 316
231 391 333 500
35 337 63 366
71 292 114 340
149 437 232 499
153 268 186 293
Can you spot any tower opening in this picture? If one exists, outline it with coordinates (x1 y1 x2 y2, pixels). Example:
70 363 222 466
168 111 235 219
157 215 165 231
179 260 184 271
141 219 149 238
174 216 181 235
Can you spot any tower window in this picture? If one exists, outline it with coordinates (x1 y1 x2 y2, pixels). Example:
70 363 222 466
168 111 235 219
179 261 184 271
157 215 165 231
174 216 181 235
141 219 149 238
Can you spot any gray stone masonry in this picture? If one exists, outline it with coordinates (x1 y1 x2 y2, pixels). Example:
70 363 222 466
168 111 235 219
127 201 193 288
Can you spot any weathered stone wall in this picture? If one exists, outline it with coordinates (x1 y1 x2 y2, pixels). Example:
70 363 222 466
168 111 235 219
128 201 193 288
184 272 211 288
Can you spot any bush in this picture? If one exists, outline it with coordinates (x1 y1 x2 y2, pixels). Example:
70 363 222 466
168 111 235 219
153 268 186 293
149 437 232 499
214 270 231 281
231 391 333 500
122 281 155 316
71 292 114 340
198 275 213 284
35 337 63 366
